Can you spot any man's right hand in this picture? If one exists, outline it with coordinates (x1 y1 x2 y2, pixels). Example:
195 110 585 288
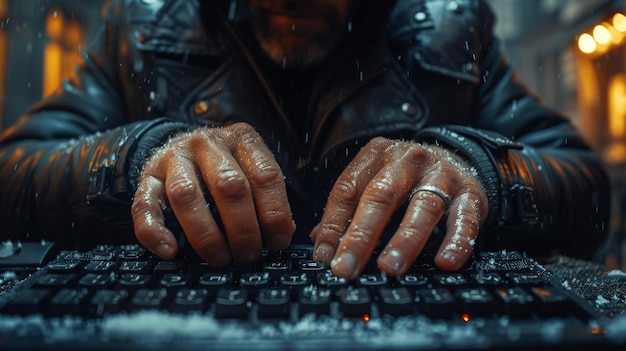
131 122 296 266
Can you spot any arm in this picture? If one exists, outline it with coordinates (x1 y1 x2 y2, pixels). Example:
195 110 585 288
412 0 610 259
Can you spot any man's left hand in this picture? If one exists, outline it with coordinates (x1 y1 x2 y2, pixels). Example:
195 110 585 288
311 137 489 279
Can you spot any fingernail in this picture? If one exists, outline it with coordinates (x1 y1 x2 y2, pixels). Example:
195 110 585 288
155 243 175 258
378 248 405 273
313 242 335 263
440 250 459 266
331 252 358 279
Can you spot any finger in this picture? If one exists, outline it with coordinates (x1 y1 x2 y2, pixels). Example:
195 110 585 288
165 156 232 266
330 145 426 279
435 190 485 271
132 175 178 259
377 186 449 276
312 138 388 264
234 125 296 250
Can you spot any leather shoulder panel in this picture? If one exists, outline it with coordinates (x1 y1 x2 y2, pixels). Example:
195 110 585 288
388 0 492 84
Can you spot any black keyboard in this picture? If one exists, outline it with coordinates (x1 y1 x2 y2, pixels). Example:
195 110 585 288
1 241 626 350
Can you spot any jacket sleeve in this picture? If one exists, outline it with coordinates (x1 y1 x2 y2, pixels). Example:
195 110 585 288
411 0 610 260
0 1 189 248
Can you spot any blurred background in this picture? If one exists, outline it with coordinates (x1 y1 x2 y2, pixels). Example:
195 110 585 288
0 0 625 268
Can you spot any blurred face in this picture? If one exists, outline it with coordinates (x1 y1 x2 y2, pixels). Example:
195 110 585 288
248 0 357 68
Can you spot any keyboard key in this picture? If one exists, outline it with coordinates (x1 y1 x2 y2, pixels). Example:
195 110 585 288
215 288 249 319
118 261 150 273
279 273 309 292
495 287 535 316
154 261 185 274
318 271 348 293
34 273 76 289
338 287 371 317
472 272 505 285
170 289 210 314
158 273 192 290
433 273 468 286
298 286 331 317
239 273 270 295
257 288 290 319
457 288 497 316
379 287 414 316
49 288 90 316
89 289 129 316
198 273 231 291
396 274 429 290
46 260 82 273
418 288 456 318
299 260 325 278
531 286 571 315
83 261 116 272
118 273 152 290
131 288 168 311
2 288 51 315
358 273 388 292
78 273 115 289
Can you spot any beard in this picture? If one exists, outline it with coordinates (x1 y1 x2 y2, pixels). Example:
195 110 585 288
248 1 354 69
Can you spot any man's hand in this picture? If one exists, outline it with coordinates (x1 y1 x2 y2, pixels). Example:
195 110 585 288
132 122 296 266
311 137 488 279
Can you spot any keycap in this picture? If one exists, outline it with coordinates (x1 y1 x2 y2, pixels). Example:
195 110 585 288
418 288 456 317
338 287 371 317
89 289 129 316
298 286 331 317
131 288 168 311
49 288 90 316
257 288 290 319
379 287 414 316
215 288 248 319
170 289 210 314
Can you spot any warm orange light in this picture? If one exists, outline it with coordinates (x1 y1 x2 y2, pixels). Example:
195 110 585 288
363 314 370 322
462 313 470 322
613 13 626 33
592 24 612 45
578 33 597 54
608 74 626 138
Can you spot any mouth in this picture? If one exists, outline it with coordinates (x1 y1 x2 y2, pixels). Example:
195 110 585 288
265 9 329 29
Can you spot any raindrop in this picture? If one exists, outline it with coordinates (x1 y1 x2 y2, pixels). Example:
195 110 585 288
347 22 353 32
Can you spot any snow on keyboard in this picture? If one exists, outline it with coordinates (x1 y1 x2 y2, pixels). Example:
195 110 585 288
0 243 625 350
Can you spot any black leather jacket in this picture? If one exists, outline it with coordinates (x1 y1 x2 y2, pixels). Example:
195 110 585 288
0 0 611 259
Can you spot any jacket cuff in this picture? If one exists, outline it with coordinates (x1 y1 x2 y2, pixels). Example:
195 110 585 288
87 118 191 204
412 125 523 229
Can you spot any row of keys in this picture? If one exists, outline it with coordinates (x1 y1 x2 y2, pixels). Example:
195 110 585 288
1 284 571 320
28 268 548 294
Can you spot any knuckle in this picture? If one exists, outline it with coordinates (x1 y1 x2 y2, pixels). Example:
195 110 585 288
213 169 250 199
260 208 291 227
247 162 283 187
362 178 397 205
398 224 431 243
317 222 348 242
331 178 360 205
167 176 200 206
